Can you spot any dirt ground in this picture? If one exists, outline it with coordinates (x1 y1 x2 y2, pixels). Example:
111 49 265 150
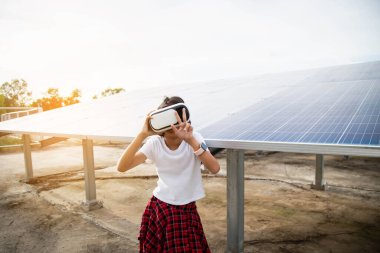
0 141 380 253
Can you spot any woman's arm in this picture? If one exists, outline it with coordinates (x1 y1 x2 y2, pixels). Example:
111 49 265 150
117 115 154 172
117 133 148 172
187 138 220 174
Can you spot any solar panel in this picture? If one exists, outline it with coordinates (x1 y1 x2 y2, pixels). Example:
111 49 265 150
200 63 380 149
0 61 379 156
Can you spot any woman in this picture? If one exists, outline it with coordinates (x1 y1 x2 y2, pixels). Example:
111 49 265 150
117 96 220 252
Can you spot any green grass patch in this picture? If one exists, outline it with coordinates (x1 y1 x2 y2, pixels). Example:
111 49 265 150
0 136 23 146
274 205 297 218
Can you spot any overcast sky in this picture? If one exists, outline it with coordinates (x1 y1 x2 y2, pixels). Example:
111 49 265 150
1 0 380 100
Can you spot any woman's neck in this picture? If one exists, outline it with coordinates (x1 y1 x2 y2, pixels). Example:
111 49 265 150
164 135 182 150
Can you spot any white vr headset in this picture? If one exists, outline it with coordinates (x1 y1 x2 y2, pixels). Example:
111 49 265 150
149 103 190 133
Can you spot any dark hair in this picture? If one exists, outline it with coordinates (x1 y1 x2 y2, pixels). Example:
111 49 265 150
158 96 184 109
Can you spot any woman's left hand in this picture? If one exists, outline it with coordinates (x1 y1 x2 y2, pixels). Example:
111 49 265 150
171 108 193 142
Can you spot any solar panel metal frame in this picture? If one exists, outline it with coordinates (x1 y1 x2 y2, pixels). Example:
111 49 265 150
205 139 380 157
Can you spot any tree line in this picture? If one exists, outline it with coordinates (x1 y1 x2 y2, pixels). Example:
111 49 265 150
0 79 125 113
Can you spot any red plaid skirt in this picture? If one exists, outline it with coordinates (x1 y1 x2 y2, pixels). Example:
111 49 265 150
138 196 211 253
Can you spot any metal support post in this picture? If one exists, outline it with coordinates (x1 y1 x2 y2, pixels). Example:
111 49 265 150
311 154 326 190
227 149 245 253
22 134 34 182
81 139 103 211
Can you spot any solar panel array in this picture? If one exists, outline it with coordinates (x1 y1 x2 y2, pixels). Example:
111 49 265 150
200 62 380 146
0 61 379 151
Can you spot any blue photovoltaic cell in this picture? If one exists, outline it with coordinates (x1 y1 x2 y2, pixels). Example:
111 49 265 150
200 62 380 146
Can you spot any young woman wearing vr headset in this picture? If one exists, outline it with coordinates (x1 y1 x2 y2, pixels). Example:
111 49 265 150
117 96 220 252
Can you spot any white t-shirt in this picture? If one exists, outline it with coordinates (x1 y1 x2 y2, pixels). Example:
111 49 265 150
139 131 206 205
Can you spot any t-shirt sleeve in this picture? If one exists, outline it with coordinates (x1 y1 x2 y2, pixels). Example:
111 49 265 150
139 136 156 162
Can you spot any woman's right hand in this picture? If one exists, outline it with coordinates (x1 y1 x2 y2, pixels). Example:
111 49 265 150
141 114 155 138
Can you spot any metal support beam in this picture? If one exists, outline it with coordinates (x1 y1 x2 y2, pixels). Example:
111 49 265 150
22 134 33 182
0 132 11 137
81 139 103 211
40 137 69 148
227 149 245 253
311 154 326 190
